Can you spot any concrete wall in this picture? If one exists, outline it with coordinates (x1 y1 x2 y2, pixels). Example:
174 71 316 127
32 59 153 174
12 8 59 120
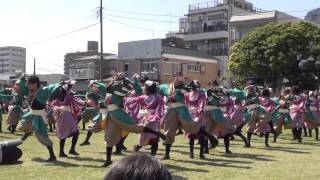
118 60 141 78
37 74 67 85
118 39 162 60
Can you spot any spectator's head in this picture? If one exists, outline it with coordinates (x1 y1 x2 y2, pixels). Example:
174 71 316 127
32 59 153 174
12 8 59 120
104 154 172 180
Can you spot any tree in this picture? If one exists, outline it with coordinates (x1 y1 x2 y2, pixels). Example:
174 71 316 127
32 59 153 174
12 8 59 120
228 22 320 90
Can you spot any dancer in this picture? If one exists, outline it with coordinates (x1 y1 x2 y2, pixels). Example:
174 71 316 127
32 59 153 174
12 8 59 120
17 75 65 161
303 91 319 139
116 74 143 154
160 73 218 160
229 95 250 147
88 73 165 167
247 89 274 147
130 80 165 156
52 82 85 157
47 101 56 132
0 76 28 134
206 82 235 154
289 86 305 143
272 88 292 143
79 92 100 146
185 80 207 159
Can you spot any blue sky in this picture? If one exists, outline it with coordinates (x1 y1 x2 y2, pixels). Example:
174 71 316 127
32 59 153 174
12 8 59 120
0 0 318 74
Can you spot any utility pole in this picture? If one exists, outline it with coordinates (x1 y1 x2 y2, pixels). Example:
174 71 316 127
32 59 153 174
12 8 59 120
99 0 103 82
33 58 36 75
227 0 232 87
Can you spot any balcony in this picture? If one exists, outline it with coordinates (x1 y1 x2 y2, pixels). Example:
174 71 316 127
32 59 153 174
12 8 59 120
184 31 228 41
197 44 229 56
189 0 225 13
188 20 228 34
188 0 266 14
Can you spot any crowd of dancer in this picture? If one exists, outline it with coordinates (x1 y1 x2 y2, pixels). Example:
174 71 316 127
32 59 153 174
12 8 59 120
0 72 319 167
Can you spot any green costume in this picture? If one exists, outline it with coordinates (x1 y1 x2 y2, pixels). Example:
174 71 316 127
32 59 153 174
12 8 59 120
206 88 225 124
159 83 192 122
18 83 61 147
0 76 28 132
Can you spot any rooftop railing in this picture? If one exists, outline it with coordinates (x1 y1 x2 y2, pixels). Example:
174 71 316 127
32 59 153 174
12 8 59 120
189 0 266 13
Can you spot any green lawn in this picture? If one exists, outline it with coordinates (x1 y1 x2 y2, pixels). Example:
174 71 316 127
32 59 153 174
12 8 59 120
1 121 320 180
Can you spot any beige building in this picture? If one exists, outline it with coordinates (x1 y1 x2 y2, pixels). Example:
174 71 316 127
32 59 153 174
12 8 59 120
118 39 218 87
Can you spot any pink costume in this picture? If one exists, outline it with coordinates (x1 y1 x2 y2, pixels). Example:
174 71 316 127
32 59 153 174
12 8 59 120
52 95 85 140
229 98 245 128
314 96 320 123
247 97 274 133
124 96 141 123
290 95 305 128
213 96 235 138
255 97 274 133
184 91 207 139
127 94 165 146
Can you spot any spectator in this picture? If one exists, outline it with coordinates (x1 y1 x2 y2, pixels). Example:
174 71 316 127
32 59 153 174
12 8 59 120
104 154 172 180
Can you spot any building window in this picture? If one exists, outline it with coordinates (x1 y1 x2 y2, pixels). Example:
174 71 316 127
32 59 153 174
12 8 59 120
187 64 201 72
161 62 173 75
142 61 159 72
124 63 129 72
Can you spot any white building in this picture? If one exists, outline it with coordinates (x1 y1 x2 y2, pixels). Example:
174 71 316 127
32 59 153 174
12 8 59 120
230 10 301 43
180 0 265 86
0 46 26 74
69 54 118 80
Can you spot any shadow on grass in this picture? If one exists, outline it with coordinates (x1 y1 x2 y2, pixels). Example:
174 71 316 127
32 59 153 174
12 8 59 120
0 160 23 166
166 163 209 173
254 146 311 154
222 153 275 162
32 157 80 167
67 156 105 163
171 158 252 169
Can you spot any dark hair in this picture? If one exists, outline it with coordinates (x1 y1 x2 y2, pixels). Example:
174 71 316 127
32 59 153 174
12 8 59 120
28 75 40 87
104 154 172 180
262 89 270 97
140 76 149 84
212 80 219 86
291 86 301 95
145 83 157 95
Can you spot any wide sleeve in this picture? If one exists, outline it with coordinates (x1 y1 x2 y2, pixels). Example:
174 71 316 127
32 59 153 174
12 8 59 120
44 83 61 98
132 80 142 96
197 93 207 114
155 97 165 120
125 95 146 104
158 84 169 97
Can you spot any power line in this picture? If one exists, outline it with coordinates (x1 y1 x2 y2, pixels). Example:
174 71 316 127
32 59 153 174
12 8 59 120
104 8 181 17
103 13 180 23
282 8 318 14
27 54 63 68
24 22 99 47
103 17 169 32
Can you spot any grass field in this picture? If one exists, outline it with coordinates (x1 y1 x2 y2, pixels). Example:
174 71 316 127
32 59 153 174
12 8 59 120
1 119 320 180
